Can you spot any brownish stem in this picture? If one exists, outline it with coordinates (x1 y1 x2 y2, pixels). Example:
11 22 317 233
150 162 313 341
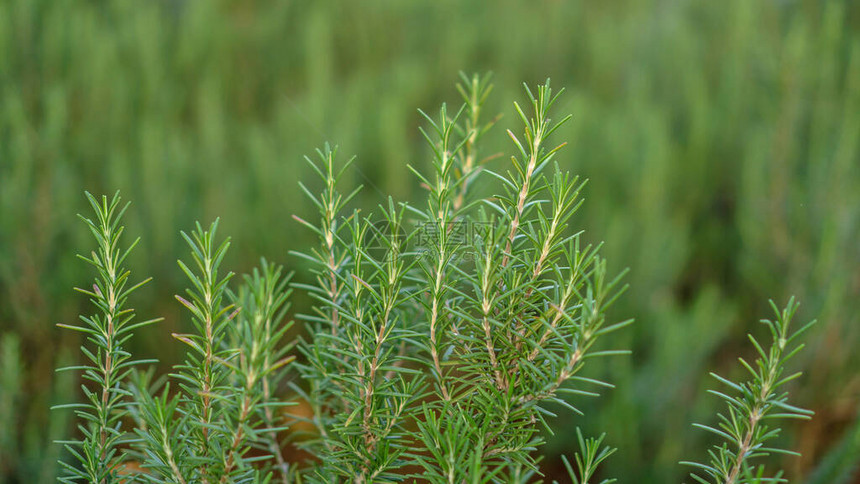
221 395 252 482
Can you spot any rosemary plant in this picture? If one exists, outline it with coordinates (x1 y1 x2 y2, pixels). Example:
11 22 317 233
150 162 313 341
55 75 814 483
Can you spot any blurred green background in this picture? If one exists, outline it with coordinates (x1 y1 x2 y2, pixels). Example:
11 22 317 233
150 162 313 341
1 0 859 482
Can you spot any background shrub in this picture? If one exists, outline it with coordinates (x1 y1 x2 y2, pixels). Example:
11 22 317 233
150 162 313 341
0 0 858 482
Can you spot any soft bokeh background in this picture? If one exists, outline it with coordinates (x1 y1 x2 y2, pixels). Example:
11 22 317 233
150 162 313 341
1 0 859 482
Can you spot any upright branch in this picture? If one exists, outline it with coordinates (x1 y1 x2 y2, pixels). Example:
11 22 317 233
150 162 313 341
222 260 294 482
247 261 296 484
294 149 419 483
358 200 414 470
500 80 571 268
682 298 816 484
410 102 466 400
172 220 235 480
491 81 575 356
56 192 160 484
560 428 617 484
407 74 496 403
453 72 497 212
294 146 359 341
129 377 190 484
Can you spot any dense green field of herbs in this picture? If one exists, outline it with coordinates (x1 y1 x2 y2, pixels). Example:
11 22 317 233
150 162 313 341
1 0 858 482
